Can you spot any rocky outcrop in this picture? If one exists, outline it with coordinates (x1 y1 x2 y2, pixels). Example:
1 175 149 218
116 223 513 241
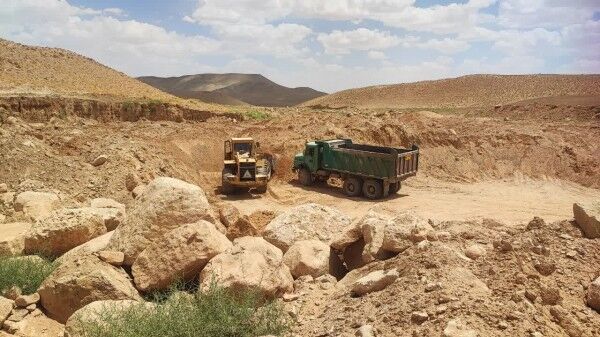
38 254 141 323
283 240 331 279
23 208 106 257
14 191 60 220
262 203 351 252
107 177 216 265
132 221 231 292
199 237 293 299
573 202 600 239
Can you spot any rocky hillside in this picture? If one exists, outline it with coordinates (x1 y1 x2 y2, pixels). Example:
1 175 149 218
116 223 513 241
138 74 326 107
303 74 600 109
0 39 179 102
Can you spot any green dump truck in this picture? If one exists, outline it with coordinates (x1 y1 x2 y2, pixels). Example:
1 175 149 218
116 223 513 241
292 139 419 199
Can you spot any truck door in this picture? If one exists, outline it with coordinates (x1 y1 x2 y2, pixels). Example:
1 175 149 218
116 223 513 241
305 144 319 172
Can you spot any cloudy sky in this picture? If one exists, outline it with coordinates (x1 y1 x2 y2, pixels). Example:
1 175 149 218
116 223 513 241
0 0 598 92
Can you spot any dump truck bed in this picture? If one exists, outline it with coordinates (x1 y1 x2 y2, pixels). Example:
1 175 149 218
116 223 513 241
319 139 419 180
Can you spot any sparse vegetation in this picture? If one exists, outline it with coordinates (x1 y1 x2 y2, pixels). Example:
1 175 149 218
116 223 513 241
0 255 56 294
76 284 290 337
244 110 271 121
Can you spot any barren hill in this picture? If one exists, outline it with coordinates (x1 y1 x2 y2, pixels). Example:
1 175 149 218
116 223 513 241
138 73 326 107
303 74 600 109
0 38 178 102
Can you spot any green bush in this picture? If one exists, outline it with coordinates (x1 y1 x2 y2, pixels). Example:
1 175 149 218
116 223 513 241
77 284 291 337
0 255 56 294
244 110 271 121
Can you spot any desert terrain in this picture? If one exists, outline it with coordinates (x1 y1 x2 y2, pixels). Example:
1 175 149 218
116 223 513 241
0 38 599 337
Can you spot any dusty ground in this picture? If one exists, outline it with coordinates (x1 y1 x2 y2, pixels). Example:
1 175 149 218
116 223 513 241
1 97 599 337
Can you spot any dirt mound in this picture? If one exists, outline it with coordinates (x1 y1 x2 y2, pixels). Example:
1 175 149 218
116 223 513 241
139 73 326 107
303 74 600 109
290 218 600 336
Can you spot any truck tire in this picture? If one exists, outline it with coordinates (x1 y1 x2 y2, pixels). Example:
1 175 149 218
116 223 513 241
390 182 401 194
298 168 314 186
362 179 383 199
343 177 362 197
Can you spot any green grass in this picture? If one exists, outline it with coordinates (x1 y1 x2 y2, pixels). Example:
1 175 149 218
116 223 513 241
75 284 291 337
0 255 56 294
244 110 271 121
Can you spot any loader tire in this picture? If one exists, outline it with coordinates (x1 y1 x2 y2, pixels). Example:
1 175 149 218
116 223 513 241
221 168 235 194
255 185 268 194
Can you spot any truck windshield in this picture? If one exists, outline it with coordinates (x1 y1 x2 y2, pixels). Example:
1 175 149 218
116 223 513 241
233 143 252 155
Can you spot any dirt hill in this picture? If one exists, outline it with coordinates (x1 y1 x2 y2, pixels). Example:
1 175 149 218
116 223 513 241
0 39 183 102
303 74 600 109
138 74 326 107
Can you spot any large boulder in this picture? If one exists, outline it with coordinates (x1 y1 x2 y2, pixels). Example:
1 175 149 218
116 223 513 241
64 300 144 337
382 211 433 253
587 276 600 312
56 231 114 264
38 254 141 323
573 202 600 239
23 208 106 257
0 222 31 256
351 269 399 296
132 221 231 292
106 177 216 265
199 237 293 299
88 198 126 231
5 315 64 337
283 240 331 279
262 203 351 252
14 191 60 220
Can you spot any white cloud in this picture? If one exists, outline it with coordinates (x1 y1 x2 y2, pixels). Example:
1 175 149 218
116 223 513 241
368 51 387 60
417 38 470 54
497 0 600 29
317 28 400 54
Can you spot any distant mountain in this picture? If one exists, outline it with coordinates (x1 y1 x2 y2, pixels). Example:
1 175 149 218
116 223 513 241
138 73 326 107
302 74 600 109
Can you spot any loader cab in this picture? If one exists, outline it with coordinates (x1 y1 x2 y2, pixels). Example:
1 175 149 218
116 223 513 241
225 138 256 160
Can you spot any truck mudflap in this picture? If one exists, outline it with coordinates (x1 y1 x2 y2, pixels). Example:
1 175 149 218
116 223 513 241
397 145 419 178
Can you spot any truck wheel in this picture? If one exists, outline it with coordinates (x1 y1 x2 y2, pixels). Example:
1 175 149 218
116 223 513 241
363 179 383 199
298 168 314 186
390 182 401 194
343 177 362 197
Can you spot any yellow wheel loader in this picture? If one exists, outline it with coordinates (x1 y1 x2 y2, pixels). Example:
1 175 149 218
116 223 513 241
221 137 273 194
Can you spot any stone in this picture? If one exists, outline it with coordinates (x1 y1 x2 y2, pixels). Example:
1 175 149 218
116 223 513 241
7 308 28 322
88 198 126 231
199 237 293 299
14 191 60 220
6 315 64 337
573 202 600 238
14 293 39 308
549 306 585 337
540 285 562 305
355 324 375 337
64 300 144 337
526 217 545 230
132 221 231 292
3 287 21 300
56 231 114 264
262 203 351 252
443 319 478 337
91 155 108 167
534 259 556 276
411 311 429 324
0 222 31 256
125 173 141 192
24 208 106 257
107 177 216 265
283 240 331 279
219 204 240 228
0 296 13 325
131 185 146 198
352 269 399 296
38 254 141 323
96 251 124 266
0 183 7 193
464 244 486 260
586 277 600 312
382 211 433 253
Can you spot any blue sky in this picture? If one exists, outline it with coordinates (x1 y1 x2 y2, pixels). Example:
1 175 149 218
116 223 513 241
1 0 598 92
